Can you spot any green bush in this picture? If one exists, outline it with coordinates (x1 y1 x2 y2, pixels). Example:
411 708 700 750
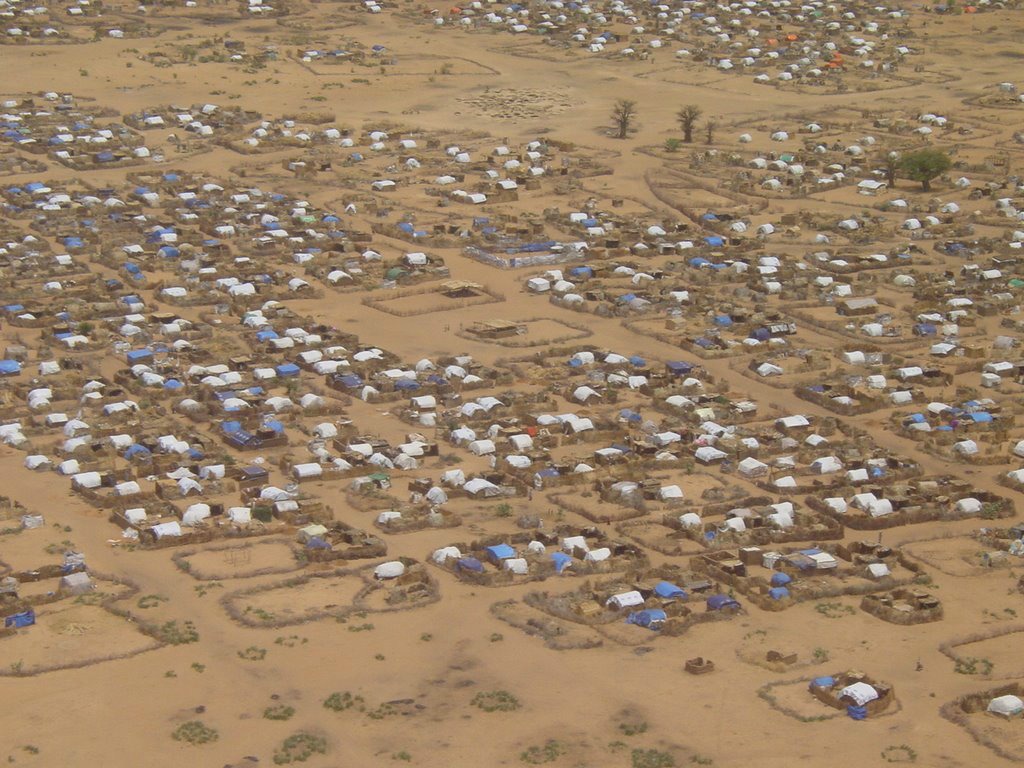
323 692 364 712
264 705 296 721
632 749 675 768
273 733 327 764
471 690 521 712
171 721 218 745
520 740 565 764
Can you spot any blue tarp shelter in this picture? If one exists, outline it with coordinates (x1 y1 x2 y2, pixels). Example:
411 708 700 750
626 609 667 629
654 581 686 598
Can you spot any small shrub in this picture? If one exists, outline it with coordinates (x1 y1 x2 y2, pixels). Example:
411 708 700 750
191 662 205 673
323 692 364 712
954 657 994 675
520 740 565 764
238 646 267 661
138 594 167 609
348 623 375 632
158 620 199 645
815 602 854 619
619 721 648 736
632 749 675 768
264 705 296 721
471 690 521 712
273 732 327 764
171 721 218 745
882 745 917 763
393 751 412 762
366 703 399 720
490 633 504 642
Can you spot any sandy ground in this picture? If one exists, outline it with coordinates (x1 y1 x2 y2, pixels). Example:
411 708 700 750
0 2 1023 767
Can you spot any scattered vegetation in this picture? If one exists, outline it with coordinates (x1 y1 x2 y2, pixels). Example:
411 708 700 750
238 646 268 661
882 745 918 763
171 721 218 746
815 602 855 619
273 732 327 764
954 657 994 675
323 692 365 712
264 704 296 721
632 749 675 768
520 740 566 764
157 620 199 645
619 721 649 736
472 690 521 712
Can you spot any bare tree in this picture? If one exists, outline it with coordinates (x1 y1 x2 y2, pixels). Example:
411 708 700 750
677 104 702 143
611 99 637 139
705 119 718 145
885 151 899 187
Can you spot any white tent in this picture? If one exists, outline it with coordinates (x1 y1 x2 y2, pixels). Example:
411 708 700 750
988 695 1024 718
606 590 644 609
840 682 879 706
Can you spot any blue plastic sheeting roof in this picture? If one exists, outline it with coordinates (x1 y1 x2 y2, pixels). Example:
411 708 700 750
486 543 516 560
707 594 740 610
626 609 667 629
550 551 572 573
4 609 35 629
455 557 484 573
0 359 21 374
770 572 792 586
275 363 300 377
221 420 243 433
654 581 686 598
769 587 790 600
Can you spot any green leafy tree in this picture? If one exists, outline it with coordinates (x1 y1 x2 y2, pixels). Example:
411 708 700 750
897 148 951 192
